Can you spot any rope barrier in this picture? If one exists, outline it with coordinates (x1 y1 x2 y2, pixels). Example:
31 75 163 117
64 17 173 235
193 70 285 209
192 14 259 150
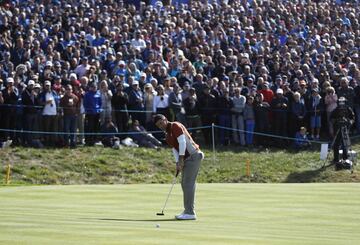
0 125 212 136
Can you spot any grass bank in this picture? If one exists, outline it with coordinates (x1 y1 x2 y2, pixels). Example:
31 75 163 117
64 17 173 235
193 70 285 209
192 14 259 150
1 144 360 185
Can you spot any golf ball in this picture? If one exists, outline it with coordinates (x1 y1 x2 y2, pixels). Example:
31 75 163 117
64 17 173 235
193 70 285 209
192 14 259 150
156 224 160 228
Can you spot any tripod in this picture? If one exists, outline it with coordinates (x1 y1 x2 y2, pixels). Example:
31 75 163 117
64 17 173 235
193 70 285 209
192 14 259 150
323 124 352 169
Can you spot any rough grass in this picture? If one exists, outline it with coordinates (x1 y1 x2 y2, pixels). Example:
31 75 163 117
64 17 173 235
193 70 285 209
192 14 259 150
1 143 360 185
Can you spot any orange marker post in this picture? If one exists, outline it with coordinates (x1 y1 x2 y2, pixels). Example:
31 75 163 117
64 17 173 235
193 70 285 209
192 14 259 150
246 160 250 178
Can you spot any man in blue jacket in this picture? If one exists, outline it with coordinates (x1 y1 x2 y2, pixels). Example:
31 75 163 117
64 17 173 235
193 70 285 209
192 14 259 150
83 82 102 146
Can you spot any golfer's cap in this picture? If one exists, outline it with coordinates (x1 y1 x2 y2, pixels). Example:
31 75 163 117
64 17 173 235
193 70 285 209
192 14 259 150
45 61 53 66
276 88 283 94
34 83 41 88
119 60 126 66
153 114 166 124
132 80 139 85
44 80 51 86
7 77 14 83
28 80 35 86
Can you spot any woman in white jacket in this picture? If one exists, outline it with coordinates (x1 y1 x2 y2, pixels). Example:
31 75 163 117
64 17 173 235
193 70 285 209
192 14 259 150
153 84 169 119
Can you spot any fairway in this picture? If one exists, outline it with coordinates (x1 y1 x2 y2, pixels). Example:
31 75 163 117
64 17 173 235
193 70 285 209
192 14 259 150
0 184 360 245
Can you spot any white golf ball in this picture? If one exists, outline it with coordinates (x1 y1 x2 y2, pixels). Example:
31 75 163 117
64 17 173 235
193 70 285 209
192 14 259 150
156 224 160 228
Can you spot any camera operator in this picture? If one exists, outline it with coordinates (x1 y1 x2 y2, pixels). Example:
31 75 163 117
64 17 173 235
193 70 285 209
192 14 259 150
330 97 355 169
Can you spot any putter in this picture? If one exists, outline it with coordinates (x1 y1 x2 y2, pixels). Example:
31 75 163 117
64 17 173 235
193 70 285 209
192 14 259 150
156 171 179 216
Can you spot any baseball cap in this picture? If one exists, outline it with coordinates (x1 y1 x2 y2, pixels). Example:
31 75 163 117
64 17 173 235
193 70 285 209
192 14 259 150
276 88 283 94
28 80 35 86
45 61 53 67
132 80 139 85
44 80 51 86
7 77 14 83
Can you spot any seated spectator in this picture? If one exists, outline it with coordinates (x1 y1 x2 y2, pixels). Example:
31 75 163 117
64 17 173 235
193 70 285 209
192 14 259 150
294 127 311 150
129 120 162 149
100 117 121 149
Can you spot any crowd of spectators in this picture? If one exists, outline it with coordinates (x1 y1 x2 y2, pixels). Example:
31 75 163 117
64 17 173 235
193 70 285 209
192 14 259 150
0 0 359 149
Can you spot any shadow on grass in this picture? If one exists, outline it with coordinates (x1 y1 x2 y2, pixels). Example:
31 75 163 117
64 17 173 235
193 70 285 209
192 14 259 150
284 162 334 183
82 217 177 222
100 218 177 222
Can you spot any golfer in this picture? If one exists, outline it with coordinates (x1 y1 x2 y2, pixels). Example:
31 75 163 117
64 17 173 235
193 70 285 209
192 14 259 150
154 114 204 220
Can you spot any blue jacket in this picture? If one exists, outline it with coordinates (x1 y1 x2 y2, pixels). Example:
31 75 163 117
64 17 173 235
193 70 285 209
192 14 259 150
84 90 102 114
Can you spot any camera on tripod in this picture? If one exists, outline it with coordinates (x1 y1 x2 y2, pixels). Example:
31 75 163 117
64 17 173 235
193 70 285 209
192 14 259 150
330 96 356 171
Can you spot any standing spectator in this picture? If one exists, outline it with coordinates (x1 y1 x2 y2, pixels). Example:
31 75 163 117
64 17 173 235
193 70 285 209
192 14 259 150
1 77 18 141
168 83 185 124
244 96 255 146
143 83 157 125
39 80 60 147
271 88 289 145
83 83 102 146
217 89 233 146
153 84 169 119
231 87 246 146
183 87 202 140
111 83 129 140
99 80 113 125
354 81 360 135
128 80 145 125
60 85 79 148
254 93 270 146
324 87 338 138
73 85 85 145
198 84 217 145
308 88 324 140
337 77 355 109
21 80 40 146
291 92 307 137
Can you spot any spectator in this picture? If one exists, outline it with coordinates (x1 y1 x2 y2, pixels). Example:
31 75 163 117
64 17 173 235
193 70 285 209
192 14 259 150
83 83 102 146
111 82 129 139
99 80 113 125
153 84 169 119
271 88 289 145
100 117 121 149
21 80 40 145
198 84 217 145
294 127 311 150
217 89 233 146
39 80 60 147
183 87 201 140
129 120 162 149
291 92 307 137
127 80 145 125
254 93 270 146
231 87 246 146
244 96 255 146
324 87 338 138
308 88 324 140
60 85 79 148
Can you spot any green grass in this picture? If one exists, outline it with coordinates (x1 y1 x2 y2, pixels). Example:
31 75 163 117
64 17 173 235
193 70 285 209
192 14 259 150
1 144 360 185
0 184 359 244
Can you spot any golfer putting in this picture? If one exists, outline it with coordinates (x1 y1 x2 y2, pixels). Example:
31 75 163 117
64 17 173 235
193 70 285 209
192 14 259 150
154 114 204 220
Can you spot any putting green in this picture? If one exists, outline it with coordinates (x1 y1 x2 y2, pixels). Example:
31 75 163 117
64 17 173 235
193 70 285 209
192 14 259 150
0 184 359 245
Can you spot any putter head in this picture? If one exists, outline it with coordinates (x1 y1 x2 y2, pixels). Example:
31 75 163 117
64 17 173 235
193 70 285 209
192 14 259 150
156 212 164 216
